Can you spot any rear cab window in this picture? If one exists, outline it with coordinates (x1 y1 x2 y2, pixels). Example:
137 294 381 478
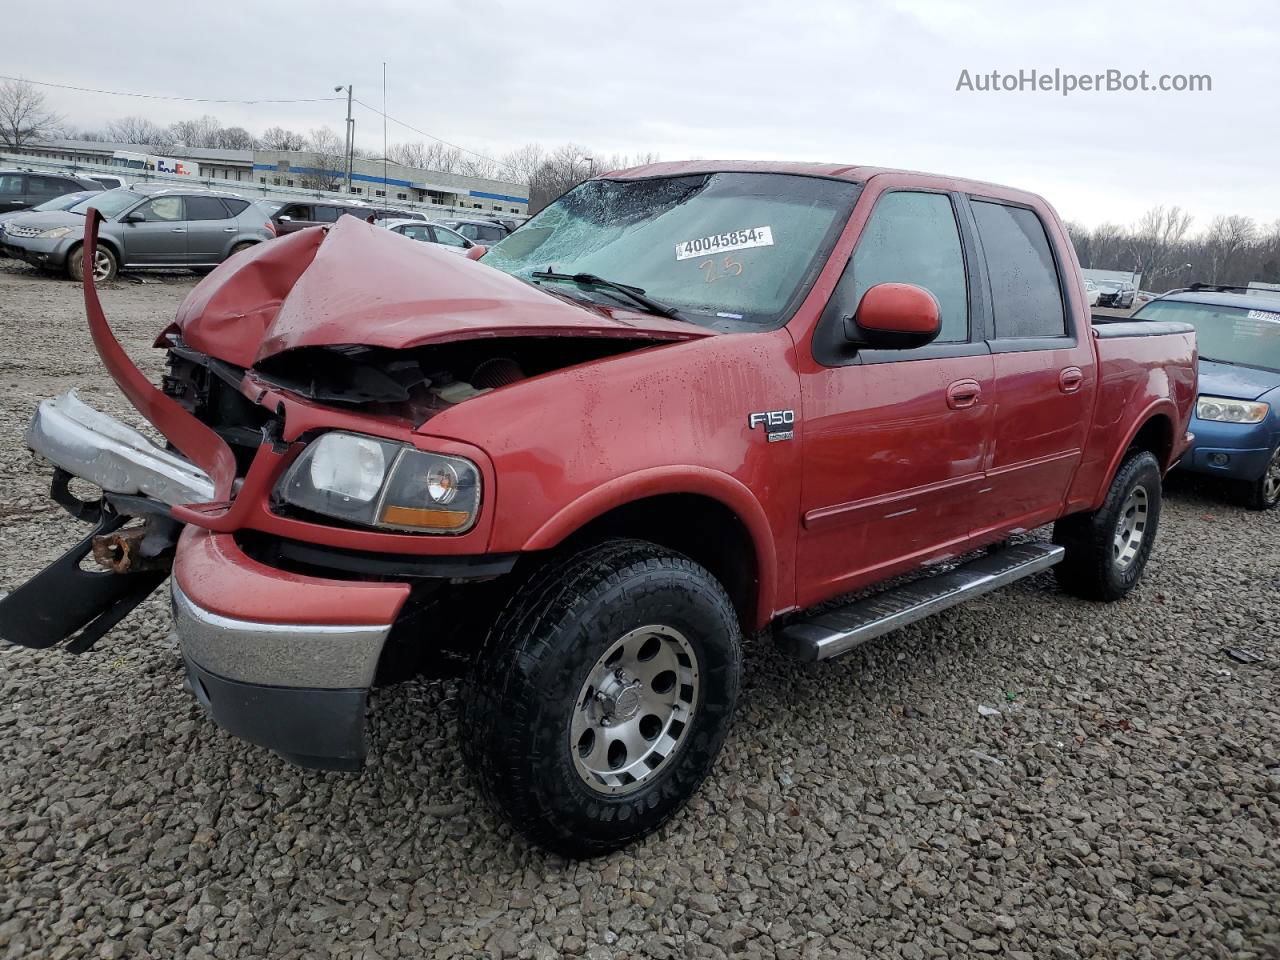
970 200 1069 345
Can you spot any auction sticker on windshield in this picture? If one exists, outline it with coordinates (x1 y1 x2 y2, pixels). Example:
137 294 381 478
676 227 774 261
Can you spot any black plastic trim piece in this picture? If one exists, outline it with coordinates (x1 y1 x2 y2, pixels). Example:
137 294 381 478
1092 320 1196 338
184 657 367 771
237 531 518 580
986 334 1079 354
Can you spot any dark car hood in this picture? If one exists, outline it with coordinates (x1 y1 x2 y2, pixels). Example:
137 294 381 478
172 215 713 369
1198 358 1280 401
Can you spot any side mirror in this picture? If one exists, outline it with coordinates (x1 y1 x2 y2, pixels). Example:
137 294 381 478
845 282 941 350
121 214 144 224
465 244 487 261
277 215 292 222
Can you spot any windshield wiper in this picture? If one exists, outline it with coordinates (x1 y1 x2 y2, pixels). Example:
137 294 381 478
531 270 687 321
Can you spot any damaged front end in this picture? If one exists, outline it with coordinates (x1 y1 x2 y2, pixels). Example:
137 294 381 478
1 211 703 770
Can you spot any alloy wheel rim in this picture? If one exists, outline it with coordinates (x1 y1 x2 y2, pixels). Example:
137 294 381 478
91 250 112 282
570 624 699 796
1263 449 1280 503
1113 485 1149 569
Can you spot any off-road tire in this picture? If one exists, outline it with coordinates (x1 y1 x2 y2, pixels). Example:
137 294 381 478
66 243 117 283
460 539 742 858
1053 449 1162 601
1237 446 1280 511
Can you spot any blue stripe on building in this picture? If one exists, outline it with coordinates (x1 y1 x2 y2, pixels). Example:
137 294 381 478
252 164 528 204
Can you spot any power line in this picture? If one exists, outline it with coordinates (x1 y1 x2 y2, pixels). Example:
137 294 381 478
351 97 517 173
0 75 343 105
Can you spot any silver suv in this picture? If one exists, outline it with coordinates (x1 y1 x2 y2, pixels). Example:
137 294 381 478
0 184 275 282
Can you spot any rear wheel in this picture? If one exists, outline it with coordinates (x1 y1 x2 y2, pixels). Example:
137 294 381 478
1053 449 1162 601
66 243 117 283
227 241 254 259
1238 446 1280 511
460 539 742 858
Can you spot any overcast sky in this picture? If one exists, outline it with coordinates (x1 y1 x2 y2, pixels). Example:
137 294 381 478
10 0 1279 230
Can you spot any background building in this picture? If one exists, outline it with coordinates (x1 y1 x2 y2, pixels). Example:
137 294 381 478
5 138 529 216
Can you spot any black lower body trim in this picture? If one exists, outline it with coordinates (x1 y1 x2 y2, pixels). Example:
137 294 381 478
184 656 368 771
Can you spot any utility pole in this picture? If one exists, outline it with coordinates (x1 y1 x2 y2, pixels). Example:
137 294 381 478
334 84 354 194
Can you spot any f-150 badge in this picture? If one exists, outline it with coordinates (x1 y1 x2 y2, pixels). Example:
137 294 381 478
748 409 795 442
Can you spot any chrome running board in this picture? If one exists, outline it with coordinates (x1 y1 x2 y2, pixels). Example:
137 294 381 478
777 543 1065 661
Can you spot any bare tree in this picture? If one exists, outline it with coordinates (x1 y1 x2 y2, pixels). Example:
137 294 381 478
260 126 307 151
1128 205 1194 285
106 116 177 150
299 127 346 191
0 78 63 148
169 115 223 148
215 126 257 150
1204 214 1258 282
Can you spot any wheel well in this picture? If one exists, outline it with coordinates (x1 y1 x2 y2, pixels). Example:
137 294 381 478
68 237 121 262
1127 414 1174 469
560 494 759 630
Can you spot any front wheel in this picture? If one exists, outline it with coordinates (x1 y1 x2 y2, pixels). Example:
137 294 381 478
66 243 117 283
1053 449 1163 601
460 539 742 858
1238 446 1280 511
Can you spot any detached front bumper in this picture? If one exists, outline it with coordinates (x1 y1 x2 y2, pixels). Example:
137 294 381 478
172 527 410 770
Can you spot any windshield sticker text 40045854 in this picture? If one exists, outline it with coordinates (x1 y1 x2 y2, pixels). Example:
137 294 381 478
676 226 774 261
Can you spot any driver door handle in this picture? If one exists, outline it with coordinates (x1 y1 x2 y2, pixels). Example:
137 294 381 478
170 227 186 233
1059 367 1084 393
946 379 982 410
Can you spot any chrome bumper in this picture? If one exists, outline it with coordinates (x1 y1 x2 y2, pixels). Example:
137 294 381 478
26 390 214 505
171 580 393 689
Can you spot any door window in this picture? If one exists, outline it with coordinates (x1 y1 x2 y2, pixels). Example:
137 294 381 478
313 205 341 223
134 196 185 221
0 174 26 197
843 191 969 342
971 201 1066 339
431 226 468 247
29 176 69 197
185 196 232 220
399 224 432 242
280 204 312 220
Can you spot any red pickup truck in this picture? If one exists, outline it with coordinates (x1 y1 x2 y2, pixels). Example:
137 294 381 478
2 162 1196 857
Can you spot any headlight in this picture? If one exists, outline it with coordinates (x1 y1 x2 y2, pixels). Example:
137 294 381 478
275 431 480 533
38 226 74 239
1196 396 1269 424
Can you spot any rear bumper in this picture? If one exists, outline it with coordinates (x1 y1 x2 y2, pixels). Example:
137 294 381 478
172 529 410 770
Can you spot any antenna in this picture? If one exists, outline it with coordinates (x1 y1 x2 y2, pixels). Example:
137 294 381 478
382 62 388 209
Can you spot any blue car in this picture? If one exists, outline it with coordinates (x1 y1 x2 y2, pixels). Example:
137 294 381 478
1132 285 1280 509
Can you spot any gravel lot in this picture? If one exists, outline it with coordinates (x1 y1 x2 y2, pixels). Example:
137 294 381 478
1 258 1277 960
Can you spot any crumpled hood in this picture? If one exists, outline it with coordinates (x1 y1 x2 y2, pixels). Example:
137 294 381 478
1198 358 1280 401
172 215 712 369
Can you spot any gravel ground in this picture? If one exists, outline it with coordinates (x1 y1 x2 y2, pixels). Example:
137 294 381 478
1 257 1277 960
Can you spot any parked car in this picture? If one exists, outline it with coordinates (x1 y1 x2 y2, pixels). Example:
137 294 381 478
1096 280 1137 309
2 162 1197 858
1084 277 1101 306
372 207 427 222
433 217 510 246
0 170 102 214
85 173 129 191
1 184 274 282
267 200 377 234
1132 284 1280 508
0 189 102 256
379 217 476 254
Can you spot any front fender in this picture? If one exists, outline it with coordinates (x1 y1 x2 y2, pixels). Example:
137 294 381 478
523 465 779 628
